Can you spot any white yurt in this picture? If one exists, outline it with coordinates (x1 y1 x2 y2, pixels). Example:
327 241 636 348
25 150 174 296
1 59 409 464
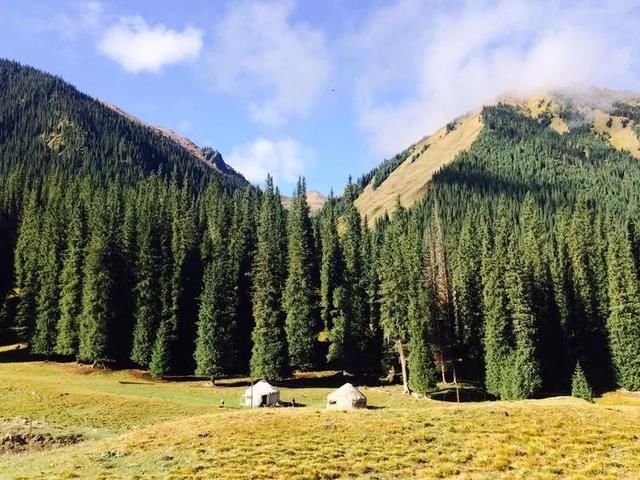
326 383 367 410
244 380 280 408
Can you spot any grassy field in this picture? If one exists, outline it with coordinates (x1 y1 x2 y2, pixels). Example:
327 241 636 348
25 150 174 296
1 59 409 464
1 347 639 479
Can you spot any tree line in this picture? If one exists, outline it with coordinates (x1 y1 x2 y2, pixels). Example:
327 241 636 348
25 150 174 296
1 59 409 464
1 58 639 399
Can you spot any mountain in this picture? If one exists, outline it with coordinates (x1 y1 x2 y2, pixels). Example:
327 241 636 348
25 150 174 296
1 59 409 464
0 59 247 188
281 190 327 212
353 88 640 223
100 101 242 178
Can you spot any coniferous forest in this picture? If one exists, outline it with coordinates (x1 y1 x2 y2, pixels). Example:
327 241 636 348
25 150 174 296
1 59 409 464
2 59 640 400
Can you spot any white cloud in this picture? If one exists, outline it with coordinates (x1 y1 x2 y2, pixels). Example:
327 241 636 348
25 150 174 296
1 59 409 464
98 17 203 73
346 0 640 156
207 1 330 126
226 138 314 184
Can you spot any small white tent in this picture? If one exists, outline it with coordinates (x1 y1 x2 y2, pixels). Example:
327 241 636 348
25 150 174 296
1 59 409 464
244 380 280 408
326 383 367 410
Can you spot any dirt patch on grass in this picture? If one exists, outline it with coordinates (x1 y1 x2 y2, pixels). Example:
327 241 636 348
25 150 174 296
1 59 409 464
0 418 84 454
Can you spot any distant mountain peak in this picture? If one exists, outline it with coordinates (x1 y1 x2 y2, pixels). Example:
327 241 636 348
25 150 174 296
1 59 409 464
100 101 244 181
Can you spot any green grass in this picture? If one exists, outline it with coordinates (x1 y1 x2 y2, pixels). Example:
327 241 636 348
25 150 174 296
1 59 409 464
1 356 639 479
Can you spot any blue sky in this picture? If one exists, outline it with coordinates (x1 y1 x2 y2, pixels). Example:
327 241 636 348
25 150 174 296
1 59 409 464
1 0 640 195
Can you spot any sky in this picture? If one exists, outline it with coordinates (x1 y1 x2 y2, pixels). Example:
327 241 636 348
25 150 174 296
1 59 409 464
1 0 640 195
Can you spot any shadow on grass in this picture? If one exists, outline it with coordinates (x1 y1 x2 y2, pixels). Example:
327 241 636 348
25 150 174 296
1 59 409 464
0 344 35 363
429 386 495 403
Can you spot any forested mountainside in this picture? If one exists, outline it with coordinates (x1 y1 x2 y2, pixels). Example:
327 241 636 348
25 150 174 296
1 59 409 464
1 60 639 399
0 59 246 319
352 89 640 224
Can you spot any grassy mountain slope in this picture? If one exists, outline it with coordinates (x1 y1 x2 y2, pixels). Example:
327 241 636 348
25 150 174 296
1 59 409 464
355 88 640 223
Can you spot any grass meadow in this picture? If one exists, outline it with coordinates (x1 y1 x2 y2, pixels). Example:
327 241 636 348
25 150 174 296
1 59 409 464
0 345 639 479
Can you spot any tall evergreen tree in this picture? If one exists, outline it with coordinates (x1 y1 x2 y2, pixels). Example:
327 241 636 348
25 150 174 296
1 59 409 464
130 214 162 367
482 200 512 397
379 201 411 392
320 192 342 332
78 197 117 364
250 176 289 380
194 193 236 379
406 215 437 393
452 213 484 377
13 191 40 343
606 225 640 390
283 178 318 370
330 183 369 371
32 202 63 355
505 240 543 399
229 188 258 373
520 194 566 391
56 199 86 355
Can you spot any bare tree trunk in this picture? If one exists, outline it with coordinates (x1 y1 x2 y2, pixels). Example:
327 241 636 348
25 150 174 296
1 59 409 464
396 340 411 395
453 365 460 403
440 351 448 384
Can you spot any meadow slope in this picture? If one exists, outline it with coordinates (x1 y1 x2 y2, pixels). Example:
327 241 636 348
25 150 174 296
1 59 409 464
0 355 639 479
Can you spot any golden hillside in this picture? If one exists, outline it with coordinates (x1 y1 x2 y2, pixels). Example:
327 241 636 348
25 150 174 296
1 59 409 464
355 89 640 224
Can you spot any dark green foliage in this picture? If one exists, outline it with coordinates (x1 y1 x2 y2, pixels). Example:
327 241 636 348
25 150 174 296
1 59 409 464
149 318 172 378
13 191 40 342
571 362 593 401
481 200 512 397
250 176 289 380
78 198 117 364
4 60 640 397
0 59 246 188
606 225 640 390
505 245 542 399
130 213 162 367
451 214 483 377
32 201 63 355
55 198 86 355
319 193 342 332
283 178 319 370
194 192 236 378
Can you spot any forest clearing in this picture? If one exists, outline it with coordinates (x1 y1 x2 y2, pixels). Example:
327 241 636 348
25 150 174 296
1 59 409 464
1 348 639 479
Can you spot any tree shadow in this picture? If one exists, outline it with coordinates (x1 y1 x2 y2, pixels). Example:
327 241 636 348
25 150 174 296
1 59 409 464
429 386 495 403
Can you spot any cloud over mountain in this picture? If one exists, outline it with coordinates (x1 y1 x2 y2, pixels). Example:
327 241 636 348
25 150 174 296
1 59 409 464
98 16 203 73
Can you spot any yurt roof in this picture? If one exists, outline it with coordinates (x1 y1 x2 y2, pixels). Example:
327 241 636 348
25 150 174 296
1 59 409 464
245 380 279 395
327 383 366 400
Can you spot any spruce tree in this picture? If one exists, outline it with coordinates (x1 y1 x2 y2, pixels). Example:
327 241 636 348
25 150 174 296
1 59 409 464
78 198 116 364
283 178 318 370
194 194 236 379
482 200 512 397
228 188 258 373
32 203 63 355
331 184 368 371
452 214 483 377
406 215 437 393
130 216 161 367
606 225 640 390
379 201 411 392
56 200 86 355
150 317 172 377
320 192 342 332
13 190 40 343
520 194 566 391
250 176 289 380
505 240 542 399
571 361 593 401
568 197 613 389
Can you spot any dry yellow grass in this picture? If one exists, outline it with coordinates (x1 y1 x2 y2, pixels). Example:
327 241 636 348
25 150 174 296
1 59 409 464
592 111 640 159
355 113 483 225
1 361 639 479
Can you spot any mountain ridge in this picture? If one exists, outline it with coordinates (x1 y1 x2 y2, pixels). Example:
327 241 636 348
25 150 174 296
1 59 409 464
353 87 640 224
